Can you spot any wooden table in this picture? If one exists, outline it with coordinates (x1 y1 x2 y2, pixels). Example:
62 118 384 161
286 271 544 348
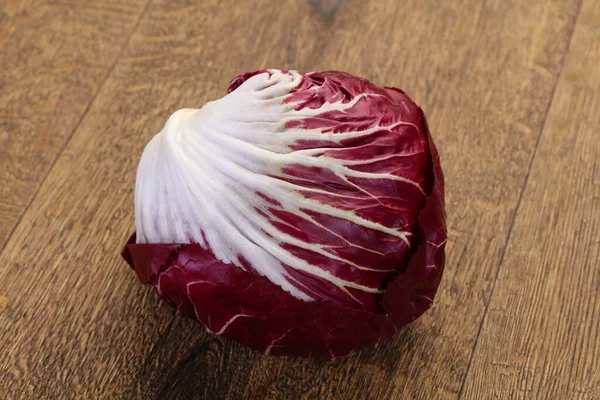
1 1 598 398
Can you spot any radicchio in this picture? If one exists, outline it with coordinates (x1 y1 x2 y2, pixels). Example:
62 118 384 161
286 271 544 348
122 70 446 359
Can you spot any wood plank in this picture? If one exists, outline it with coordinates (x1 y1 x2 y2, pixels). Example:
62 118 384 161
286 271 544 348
0 0 581 398
0 0 149 250
461 1 600 398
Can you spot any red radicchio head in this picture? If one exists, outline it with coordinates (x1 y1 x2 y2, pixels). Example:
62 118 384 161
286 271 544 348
122 69 446 360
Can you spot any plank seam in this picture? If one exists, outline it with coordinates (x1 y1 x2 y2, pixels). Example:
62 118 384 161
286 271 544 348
455 0 585 397
134 310 177 397
0 0 154 258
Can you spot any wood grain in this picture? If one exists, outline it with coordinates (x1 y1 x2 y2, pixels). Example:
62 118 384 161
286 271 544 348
0 0 148 250
461 0 600 398
0 0 592 398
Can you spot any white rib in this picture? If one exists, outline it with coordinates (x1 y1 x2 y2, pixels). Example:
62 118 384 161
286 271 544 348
214 314 250 335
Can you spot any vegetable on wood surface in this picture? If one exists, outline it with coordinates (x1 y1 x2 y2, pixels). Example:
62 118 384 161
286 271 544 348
122 70 447 359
